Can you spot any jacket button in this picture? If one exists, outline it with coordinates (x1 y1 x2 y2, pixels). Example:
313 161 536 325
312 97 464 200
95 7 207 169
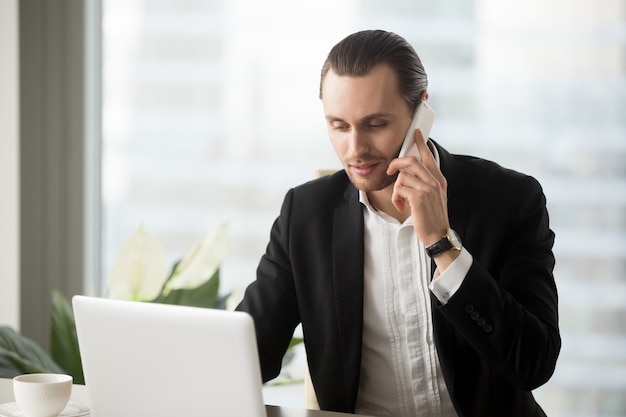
470 311 479 320
476 317 486 326
464 304 474 313
483 324 493 333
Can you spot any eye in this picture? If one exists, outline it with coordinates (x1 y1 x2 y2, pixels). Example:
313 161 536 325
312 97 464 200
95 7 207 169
367 120 388 129
331 122 350 131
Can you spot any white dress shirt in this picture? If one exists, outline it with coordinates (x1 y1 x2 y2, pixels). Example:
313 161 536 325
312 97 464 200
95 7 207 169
354 146 472 417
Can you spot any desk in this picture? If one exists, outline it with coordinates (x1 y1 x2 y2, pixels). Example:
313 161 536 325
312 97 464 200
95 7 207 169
0 378 371 417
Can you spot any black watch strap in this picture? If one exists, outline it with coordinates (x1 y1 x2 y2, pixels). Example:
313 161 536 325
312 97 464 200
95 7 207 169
425 237 453 258
426 229 462 258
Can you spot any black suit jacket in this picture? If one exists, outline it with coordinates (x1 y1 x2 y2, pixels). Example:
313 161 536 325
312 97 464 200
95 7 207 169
237 141 560 417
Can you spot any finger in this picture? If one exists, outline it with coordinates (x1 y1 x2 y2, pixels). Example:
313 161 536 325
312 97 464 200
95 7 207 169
413 127 426 147
390 170 428 212
391 188 406 212
386 160 399 176
387 151 427 176
414 133 447 185
390 175 417 212
415 129 433 165
387 128 426 176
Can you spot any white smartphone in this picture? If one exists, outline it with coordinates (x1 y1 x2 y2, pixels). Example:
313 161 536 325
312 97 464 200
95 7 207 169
397 100 435 161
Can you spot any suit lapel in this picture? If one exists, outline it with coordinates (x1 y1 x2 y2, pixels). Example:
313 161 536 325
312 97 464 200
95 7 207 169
436 140 469 234
430 141 471 400
429 141 469 281
331 183 364 411
429 142 470 276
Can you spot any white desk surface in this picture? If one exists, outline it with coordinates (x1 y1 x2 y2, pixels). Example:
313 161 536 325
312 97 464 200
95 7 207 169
0 378 372 417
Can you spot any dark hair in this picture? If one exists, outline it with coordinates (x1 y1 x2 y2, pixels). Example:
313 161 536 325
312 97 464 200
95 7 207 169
319 30 428 110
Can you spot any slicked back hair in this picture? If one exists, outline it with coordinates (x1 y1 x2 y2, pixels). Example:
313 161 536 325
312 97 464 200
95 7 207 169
319 30 428 111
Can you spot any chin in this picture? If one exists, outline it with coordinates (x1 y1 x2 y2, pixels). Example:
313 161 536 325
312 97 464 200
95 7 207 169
347 172 396 192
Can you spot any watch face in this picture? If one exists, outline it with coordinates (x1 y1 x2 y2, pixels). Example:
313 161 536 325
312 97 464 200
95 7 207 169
448 229 462 250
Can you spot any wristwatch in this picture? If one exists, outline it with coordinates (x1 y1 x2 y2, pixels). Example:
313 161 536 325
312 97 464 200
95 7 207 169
426 229 462 258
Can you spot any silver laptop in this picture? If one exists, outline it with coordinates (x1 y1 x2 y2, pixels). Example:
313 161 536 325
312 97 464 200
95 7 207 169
72 295 267 417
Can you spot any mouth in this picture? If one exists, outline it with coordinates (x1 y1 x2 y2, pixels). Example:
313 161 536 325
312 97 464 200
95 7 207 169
349 162 380 176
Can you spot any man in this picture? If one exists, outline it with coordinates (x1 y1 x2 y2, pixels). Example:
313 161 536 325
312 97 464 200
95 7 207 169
237 30 560 417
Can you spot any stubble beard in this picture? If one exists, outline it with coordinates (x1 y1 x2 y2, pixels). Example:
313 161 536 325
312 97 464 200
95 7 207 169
345 167 398 193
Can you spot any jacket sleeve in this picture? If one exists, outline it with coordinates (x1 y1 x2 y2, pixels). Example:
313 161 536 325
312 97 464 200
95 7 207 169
235 188 301 383
436 173 560 391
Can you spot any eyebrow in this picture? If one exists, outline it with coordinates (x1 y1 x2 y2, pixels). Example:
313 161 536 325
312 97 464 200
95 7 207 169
325 112 395 123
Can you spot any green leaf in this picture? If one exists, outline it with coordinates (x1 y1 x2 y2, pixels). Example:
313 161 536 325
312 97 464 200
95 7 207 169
0 326 65 378
163 223 229 293
288 337 304 349
50 290 84 384
153 268 231 309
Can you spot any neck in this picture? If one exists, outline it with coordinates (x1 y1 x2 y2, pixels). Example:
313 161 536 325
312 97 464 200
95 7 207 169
366 187 411 223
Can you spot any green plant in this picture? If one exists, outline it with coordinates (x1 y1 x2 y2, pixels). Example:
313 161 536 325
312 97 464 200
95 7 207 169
51 224 233 383
50 290 84 384
1 224 232 383
0 326 65 378
1 223 303 384
48 270 229 384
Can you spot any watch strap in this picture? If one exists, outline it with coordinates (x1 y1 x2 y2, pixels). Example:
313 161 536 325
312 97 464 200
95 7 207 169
425 236 453 258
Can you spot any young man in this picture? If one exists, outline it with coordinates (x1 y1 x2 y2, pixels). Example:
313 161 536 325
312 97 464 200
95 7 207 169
237 30 560 417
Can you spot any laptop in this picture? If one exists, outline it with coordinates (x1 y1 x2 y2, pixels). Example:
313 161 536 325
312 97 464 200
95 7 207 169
72 295 267 417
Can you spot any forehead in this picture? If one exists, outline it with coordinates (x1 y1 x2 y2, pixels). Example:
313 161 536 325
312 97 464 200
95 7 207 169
321 64 407 117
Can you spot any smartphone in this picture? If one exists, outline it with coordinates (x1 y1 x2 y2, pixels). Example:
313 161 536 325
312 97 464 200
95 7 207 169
397 100 435 161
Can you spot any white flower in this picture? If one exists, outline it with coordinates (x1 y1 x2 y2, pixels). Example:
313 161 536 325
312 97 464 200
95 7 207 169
108 225 168 301
163 223 229 294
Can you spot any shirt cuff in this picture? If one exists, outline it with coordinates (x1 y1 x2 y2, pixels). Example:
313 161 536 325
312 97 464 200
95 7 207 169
429 247 473 305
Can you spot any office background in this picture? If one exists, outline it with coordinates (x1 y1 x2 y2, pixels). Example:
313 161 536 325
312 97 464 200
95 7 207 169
2 1 625 416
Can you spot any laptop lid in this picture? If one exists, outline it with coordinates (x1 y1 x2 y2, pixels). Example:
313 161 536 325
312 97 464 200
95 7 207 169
72 295 267 417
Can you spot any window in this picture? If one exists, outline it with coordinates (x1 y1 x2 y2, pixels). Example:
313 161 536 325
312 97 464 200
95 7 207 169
101 1 626 415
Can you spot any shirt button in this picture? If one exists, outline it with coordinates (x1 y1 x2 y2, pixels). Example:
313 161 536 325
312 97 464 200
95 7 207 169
442 292 450 300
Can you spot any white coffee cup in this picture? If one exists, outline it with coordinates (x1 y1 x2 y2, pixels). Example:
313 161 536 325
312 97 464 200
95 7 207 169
13 373 73 417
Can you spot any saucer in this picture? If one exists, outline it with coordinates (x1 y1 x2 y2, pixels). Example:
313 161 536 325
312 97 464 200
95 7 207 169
0 401 89 417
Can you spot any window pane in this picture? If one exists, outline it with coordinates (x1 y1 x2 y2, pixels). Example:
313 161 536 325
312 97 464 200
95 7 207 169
101 1 626 415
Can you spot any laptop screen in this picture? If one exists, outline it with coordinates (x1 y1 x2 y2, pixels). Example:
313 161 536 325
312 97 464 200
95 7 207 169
73 295 267 417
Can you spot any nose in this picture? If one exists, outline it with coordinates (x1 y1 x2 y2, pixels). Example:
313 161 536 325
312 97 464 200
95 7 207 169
347 128 369 158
